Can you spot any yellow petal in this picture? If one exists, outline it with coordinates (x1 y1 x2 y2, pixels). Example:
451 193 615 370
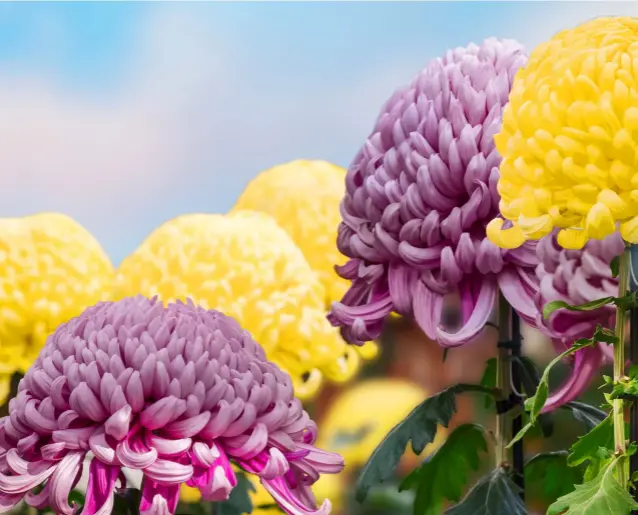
486 219 526 249
584 203 616 240
597 189 630 218
620 216 638 243
518 214 554 239
557 228 588 250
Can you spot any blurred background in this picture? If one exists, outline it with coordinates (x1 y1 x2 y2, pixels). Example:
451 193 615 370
1 2 638 514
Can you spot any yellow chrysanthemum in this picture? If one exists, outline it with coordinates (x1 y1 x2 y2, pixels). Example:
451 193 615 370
487 16 638 249
113 211 359 400
316 379 447 468
0 213 114 402
232 159 379 363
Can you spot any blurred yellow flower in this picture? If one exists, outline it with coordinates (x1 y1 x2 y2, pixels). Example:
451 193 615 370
233 160 379 364
180 471 342 514
233 160 349 305
316 379 447 469
0 213 114 402
113 211 359 400
486 17 638 249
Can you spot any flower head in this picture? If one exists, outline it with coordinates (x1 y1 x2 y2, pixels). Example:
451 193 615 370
114 212 359 400
487 17 638 250
329 38 536 346
0 296 344 515
233 160 350 308
0 213 113 402
534 231 623 411
232 160 378 362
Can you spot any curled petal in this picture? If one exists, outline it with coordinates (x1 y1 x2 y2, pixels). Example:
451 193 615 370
541 345 605 413
261 476 331 515
436 277 497 347
48 452 84 515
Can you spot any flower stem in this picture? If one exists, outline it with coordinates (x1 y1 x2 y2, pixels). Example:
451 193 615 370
630 304 638 509
614 247 630 487
495 295 523 486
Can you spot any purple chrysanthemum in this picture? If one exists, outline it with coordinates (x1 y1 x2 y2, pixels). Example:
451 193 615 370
329 38 538 347
535 231 624 411
0 297 343 515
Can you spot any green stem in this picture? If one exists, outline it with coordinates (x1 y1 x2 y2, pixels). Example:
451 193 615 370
496 294 512 468
615 247 630 487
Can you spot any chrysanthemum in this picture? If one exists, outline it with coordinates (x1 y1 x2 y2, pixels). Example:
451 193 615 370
0 213 113 403
232 160 379 364
0 296 344 515
233 160 351 309
329 38 537 346
113 212 357 400
534 231 623 411
486 17 638 250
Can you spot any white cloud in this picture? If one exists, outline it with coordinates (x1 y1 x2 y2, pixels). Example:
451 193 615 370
0 6 419 262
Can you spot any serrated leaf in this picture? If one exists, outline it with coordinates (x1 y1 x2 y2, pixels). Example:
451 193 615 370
406 424 488 515
444 467 525 515
560 402 607 432
508 338 597 448
568 415 613 468
547 456 638 515
526 451 583 501
356 384 495 503
214 474 255 515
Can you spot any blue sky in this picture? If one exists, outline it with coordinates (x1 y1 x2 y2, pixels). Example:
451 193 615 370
1 1 637 265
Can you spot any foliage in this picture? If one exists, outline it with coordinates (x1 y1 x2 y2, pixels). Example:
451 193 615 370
508 326 615 447
400 424 488 515
543 293 638 319
559 402 608 432
547 455 638 515
444 467 526 515
355 384 496 502
526 451 583 501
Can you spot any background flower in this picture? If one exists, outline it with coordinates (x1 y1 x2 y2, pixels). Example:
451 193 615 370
487 16 638 250
0 213 113 403
329 38 537 347
113 211 358 400
534 231 624 411
0 296 344 515
232 159 378 365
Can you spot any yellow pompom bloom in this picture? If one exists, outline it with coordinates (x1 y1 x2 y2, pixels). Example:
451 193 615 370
488 17 638 249
113 211 358 400
232 160 380 364
0 213 114 402
316 379 447 468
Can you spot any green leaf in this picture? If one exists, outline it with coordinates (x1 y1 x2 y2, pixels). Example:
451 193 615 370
444 467 525 515
404 424 488 515
214 474 255 515
611 256 621 278
560 402 608 432
567 415 614 468
479 358 496 409
526 451 583 501
543 298 617 319
547 456 638 515
508 344 591 448
512 355 554 438
356 384 496 503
